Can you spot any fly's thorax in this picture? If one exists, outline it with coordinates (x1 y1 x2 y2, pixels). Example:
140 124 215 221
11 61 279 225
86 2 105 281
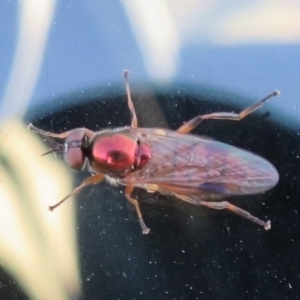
88 129 151 177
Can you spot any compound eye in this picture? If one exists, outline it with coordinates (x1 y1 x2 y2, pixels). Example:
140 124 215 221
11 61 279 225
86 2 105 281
63 128 87 170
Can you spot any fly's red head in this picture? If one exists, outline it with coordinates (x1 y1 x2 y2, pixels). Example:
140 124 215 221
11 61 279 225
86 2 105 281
90 131 151 176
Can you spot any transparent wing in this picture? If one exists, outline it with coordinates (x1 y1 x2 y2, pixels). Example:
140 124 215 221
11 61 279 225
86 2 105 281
122 128 279 197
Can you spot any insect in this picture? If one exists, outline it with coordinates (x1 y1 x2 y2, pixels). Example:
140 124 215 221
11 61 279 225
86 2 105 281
29 70 279 234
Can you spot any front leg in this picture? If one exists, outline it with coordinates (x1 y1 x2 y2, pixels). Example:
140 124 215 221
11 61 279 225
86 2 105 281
49 173 104 211
28 123 95 140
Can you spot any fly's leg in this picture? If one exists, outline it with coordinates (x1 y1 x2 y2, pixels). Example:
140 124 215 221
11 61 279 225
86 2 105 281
200 200 271 230
28 123 95 139
177 90 280 134
49 173 104 211
125 185 150 234
124 70 138 128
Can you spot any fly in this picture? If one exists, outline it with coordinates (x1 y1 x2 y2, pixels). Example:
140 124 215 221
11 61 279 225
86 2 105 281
28 70 280 234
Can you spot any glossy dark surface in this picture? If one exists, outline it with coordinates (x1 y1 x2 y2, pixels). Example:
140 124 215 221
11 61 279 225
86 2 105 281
24 84 300 299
